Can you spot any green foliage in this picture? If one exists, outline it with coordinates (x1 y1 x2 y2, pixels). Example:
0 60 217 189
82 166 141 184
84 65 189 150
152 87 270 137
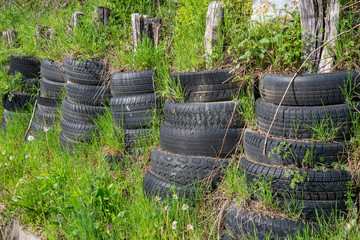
301 113 342 142
0 69 35 100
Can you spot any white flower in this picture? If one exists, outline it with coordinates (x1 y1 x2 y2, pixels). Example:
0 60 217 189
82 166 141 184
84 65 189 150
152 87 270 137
164 206 169 211
154 196 161 202
172 194 178 199
9 156 14 160
27 135 35 141
181 204 189 211
187 224 194 230
25 155 30 158
171 221 177 230
44 127 49 132
19 179 24 184
5 162 9 166
2 150 5 155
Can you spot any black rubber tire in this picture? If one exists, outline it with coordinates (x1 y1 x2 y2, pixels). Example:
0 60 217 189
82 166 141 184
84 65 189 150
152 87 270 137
40 59 66 83
150 148 229 186
160 124 242 158
110 70 154 96
19 78 40 90
123 128 151 147
105 153 137 169
110 93 159 129
8 55 41 78
164 101 244 129
244 129 349 167
220 231 236 240
143 171 197 199
3 110 30 122
170 70 239 102
278 198 348 221
260 71 359 106
62 98 106 124
64 57 105 86
35 109 58 125
40 77 65 98
255 99 354 140
240 158 351 201
31 120 53 136
37 96 62 114
59 131 82 150
2 92 35 112
223 205 317 240
66 82 111 106
61 120 98 142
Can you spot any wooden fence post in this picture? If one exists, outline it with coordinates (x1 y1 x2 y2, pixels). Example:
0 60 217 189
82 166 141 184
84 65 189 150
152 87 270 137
2 30 17 46
132 13 162 48
204 1 225 60
131 13 142 48
151 19 162 47
318 0 340 73
72 12 84 30
94 7 111 29
299 0 324 72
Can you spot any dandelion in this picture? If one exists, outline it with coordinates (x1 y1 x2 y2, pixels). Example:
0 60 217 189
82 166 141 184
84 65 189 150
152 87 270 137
172 194 178 199
9 156 14 160
25 155 30 158
44 127 49 132
187 224 194 231
181 204 189 211
2 150 5 155
164 206 169 211
154 196 161 202
5 162 9 166
171 221 177 230
27 135 35 141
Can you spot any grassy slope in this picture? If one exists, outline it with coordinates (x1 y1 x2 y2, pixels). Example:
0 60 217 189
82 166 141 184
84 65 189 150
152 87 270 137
0 0 360 239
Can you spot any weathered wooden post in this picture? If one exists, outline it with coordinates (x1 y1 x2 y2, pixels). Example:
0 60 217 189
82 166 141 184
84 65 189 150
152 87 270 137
2 30 17 46
72 12 84 30
94 6 111 29
131 13 142 48
318 0 340 73
151 19 162 47
299 0 324 72
204 1 225 61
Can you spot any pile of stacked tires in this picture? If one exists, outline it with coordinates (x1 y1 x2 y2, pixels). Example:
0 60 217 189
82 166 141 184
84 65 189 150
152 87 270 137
110 70 158 156
29 59 66 138
223 71 358 239
59 57 111 149
143 70 244 199
2 56 41 131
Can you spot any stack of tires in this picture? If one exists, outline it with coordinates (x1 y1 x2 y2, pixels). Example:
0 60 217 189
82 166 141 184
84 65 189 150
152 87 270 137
2 56 41 131
110 70 157 155
143 70 243 199
30 59 66 138
223 71 358 239
59 57 111 149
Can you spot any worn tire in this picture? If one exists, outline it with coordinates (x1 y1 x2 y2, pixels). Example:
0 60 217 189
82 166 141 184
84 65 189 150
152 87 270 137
40 77 65 98
31 120 53 136
260 71 359 106
255 99 355 140
35 109 58 124
143 171 197 199
244 129 349 167
160 124 242 158
111 93 159 129
59 131 82 150
110 70 154 96
66 82 111 106
62 98 106 124
150 148 229 186
61 120 98 142
240 158 351 201
123 128 151 146
19 78 40 90
2 92 35 112
64 57 105 86
8 55 41 78
40 59 66 83
224 205 316 240
164 100 244 129
37 96 62 114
